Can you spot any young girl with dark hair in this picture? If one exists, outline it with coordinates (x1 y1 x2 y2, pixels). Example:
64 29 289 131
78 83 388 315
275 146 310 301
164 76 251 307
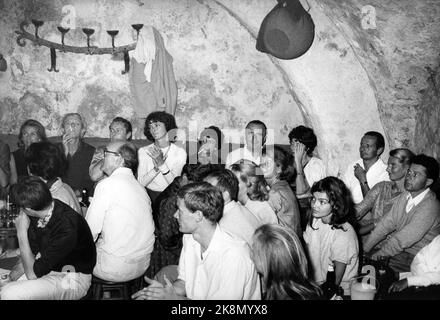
303 176 359 297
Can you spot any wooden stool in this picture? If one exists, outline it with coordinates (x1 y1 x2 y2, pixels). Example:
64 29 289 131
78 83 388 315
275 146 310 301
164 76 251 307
91 275 143 300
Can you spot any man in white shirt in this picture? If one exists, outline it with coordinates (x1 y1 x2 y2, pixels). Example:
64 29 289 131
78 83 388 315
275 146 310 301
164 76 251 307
204 169 261 246
364 155 440 273
132 182 261 300
86 141 155 282
388 234 440 293
225 120 266 168
343 131 389 204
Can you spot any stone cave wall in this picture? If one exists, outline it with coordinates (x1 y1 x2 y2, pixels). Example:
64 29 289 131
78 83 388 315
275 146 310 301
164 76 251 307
414 65 440 161
0 0 304 144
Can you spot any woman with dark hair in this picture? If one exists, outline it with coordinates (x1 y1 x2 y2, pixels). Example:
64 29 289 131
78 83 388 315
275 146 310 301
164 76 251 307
356 148 414 235
252 224 323 300
230 159 277 224
11 119 48 183
137 111 187 202
288 125 327 197
260 146 301 235
303 176 359 297
25 141 81 214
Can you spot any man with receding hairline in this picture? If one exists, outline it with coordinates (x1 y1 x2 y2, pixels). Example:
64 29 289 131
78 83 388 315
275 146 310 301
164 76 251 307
86 141 155 282
57 113 95 197
343 131 389 204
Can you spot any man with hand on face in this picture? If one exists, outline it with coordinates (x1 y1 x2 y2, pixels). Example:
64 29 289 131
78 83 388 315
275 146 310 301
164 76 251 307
131 182 261 300
343 131 389 204
225 120 267 168
58 113 95 197
363 154 440 273
89 117 133 183
86 141 155 282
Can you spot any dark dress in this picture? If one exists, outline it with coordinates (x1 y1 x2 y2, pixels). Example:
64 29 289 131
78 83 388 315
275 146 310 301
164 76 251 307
12 148 28 181
146 177 183 278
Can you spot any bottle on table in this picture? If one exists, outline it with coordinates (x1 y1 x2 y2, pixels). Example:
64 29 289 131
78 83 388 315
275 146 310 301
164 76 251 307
321 264 338 299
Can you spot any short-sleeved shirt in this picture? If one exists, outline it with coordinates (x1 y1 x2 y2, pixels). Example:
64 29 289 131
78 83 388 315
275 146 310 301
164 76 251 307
303 156 327 189
304 218 359 295
178 225 261 300
343 158 389 204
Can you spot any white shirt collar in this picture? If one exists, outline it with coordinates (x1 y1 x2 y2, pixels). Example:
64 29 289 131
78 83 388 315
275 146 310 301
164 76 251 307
407 188 430 207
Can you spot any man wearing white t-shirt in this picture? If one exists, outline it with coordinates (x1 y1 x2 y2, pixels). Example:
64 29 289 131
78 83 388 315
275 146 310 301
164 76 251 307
343 131 389 204
132 182 261 300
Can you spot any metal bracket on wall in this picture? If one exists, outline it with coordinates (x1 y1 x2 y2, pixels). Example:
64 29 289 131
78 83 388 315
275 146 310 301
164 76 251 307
15 20 144 73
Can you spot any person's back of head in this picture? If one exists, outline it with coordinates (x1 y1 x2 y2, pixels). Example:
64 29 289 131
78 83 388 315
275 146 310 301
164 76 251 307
117 142 138 173
203 169 239 202
25 141 67 181
252 224 322 300
181 163 224 183
11 176 53 211
177 182 224 224
230 159 269 202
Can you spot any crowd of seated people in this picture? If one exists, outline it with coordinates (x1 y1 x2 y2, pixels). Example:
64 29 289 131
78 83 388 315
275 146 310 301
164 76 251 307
0 111 439 301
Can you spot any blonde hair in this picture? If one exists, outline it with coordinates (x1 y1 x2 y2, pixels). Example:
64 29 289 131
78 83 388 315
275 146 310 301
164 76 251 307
230 159 269 201
252 224 322 300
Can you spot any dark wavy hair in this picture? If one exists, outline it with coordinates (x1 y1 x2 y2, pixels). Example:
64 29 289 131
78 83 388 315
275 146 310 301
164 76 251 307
17 119 48 149
11 176 53 211
309 176 355 230
25 141 67 180
203 169 239 202
143 111 177 142
288 125 317 157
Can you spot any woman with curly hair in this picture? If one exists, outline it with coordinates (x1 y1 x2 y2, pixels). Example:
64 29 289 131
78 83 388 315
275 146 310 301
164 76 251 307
303 176 359 297
230 159 277 225
251 224 323 300
137 111 187 203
